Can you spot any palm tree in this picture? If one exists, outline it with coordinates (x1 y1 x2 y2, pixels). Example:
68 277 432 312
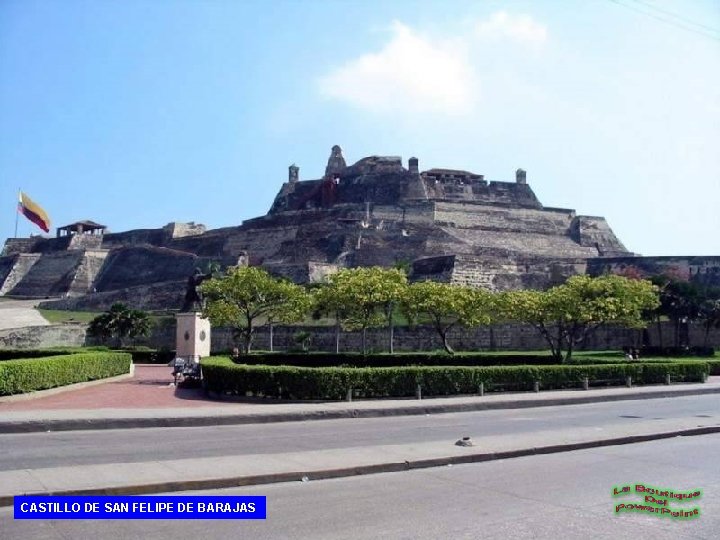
88 303 152 348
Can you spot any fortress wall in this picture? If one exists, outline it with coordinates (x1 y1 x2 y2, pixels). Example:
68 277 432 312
22 236 73 253
411 255 456 283
262 263 312 283
351 229 431 268
163 222 206 238
0 254 41 295
433 202 575 235
573 216 628 254
435 228 599 258
38 280 186 312
67 250 109 295
483 182 542 207
169 234 231 257
371 204 435 225
448 257 522 290
422 177 541 207
223 227 299 261
101 229 167 249
454 257 588 291
7 251 86 297
587 256 720 288
93 247 201 292
413 254 589 291
308 262 340 283
67 234 103 250
1 238 39 256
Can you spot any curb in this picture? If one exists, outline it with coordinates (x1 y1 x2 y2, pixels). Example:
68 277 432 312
1 385 719 434
1 426 718 507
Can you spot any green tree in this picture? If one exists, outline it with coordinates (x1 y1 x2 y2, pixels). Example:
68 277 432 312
500 275 659 362
699 298 720 347
265 280 314 352
88 303 152 348
650 276 705 347
200 266 311 354
402 281 492 354
312 280 350 354
322 267 408 354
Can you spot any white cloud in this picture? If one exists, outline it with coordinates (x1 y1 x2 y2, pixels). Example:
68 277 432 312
318 22 478 116
475 11 547 45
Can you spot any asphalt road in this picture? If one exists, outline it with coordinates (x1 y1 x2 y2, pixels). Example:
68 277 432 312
0 394 718 471
3 434 718 539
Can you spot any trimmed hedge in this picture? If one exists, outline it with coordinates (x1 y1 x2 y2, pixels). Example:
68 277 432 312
235 352 561 368
0 352 132 395
0 347 111 362
114 348 175 364
709 361 720 376
201 357 709 400
640 346 714 357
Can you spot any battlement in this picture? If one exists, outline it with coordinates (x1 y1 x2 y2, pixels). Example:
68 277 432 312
269 147 543 214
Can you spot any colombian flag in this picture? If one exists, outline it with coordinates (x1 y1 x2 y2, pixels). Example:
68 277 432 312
18 192 51 233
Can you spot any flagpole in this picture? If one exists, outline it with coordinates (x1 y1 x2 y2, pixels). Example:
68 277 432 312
14 189 20 238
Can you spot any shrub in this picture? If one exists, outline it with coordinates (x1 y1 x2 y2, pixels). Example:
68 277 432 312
236 352 559 368
201 358 708 400
0 352 132 395
114 348 176 364
639 346 714 357
707 360 720 376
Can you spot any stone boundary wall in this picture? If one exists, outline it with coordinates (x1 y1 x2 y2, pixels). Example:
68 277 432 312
4 321 720 353
129 321 720 354
0 324 87 349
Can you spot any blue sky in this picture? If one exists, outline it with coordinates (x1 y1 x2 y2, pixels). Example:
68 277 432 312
1 0 718 256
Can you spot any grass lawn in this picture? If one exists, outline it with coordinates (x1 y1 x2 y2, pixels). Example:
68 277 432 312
36 309 99 324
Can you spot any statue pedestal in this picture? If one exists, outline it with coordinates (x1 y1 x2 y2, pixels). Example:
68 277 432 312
175 312 211 361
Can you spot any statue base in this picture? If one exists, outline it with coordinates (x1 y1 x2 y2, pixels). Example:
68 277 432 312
175 312 211 361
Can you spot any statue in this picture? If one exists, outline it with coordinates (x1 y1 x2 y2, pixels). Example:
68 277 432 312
181 267 212 312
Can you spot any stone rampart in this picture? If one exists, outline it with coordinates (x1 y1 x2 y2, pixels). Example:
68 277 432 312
0 254 41 295
572 216 628 255
92 246 203 292
1 238 38 256
38 280 186 312
433 202 575 235
162 222 206 239
7 251 86 298
67 235 103 250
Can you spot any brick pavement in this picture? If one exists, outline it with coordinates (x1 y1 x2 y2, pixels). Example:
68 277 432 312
0 365 220 411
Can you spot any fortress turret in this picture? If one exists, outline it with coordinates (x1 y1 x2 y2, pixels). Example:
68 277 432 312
324 145 347 178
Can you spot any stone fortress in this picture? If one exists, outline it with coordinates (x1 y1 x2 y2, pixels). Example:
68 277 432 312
1 145 719 312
